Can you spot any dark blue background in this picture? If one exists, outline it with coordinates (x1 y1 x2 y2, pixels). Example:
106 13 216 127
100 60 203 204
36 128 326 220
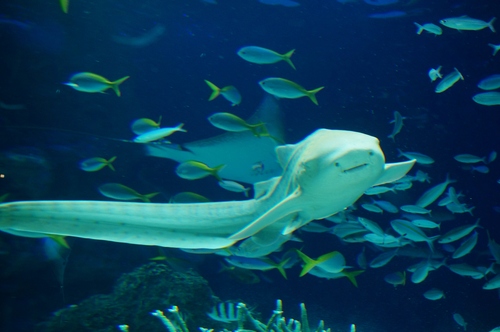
1 0 499 331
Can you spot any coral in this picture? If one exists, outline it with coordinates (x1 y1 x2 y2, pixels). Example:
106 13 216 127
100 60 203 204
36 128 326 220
140 299 350 332
37 263 216 332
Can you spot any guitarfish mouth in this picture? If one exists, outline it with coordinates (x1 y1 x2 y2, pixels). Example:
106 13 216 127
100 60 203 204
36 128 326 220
343 163 369 173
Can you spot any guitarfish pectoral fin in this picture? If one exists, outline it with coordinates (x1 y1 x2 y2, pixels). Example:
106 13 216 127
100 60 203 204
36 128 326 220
229 188 302 241
373 159 416 186
253 177 280 199
281 214 308 235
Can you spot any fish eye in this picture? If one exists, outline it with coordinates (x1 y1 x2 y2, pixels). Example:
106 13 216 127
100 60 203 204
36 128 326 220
369 151 374 156
334 162 340 167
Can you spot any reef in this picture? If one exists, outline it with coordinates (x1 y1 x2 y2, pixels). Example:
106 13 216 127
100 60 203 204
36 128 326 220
37 262 217 332
124 299 342 332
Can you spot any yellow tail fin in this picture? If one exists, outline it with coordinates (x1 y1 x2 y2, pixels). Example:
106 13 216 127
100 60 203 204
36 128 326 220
307 86 325 106
60 0 69 13
276 257 291 279
141 192 160 203
48 235 70 249
210 164 226 181
204 80 221 101
111 76 130 97
297 250 339 277
283 49 296 70
342 270 364 287
106 156 117 171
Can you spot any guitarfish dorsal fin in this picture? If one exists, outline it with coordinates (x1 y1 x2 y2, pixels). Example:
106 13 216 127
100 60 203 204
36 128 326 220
275 144 297 168
253 177 280 199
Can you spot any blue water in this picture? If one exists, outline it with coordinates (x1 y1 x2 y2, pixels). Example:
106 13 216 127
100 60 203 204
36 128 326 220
1 0 499 331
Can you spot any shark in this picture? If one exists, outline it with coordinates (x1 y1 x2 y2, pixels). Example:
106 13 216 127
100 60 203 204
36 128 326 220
145 95 284 184
0 129 415 249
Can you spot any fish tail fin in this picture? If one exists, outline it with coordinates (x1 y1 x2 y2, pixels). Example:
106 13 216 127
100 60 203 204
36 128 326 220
0 193 9 202
402 271 406 286
283 49 296 70
275 257 291 279
60 0 69 13
307 86 325 106
453 68 464 80
110 76 130 97
414 22 423 35
217 262 233 274
427 235 440 253
141 192 160 203
488 17 496 32
489 43 500 56
176 123 187 132
444 173 457 185
436 66 443 78
211 164 226 181
342 270 364 287
297 250 338 277
48 235 71 249
296 249 318 277
251 122 269 137
205 80 221 101
467 206 476 216
107 156 117 171
149 247 167 261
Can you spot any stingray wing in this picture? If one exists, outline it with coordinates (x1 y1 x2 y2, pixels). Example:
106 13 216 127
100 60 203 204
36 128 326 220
145 95 284 184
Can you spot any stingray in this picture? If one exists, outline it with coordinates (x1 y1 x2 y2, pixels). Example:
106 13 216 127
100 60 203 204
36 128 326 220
0 129 415 249
145 95 284 184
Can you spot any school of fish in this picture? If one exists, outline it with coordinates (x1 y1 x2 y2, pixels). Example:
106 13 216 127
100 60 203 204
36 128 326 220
3 2 500 332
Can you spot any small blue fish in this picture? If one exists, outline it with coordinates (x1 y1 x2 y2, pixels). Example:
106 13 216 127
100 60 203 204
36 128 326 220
133 123 186 143
471 165 490 174
64 72 130 96
169 192 210 203
237 46 296 69
453 313 467 331
423 288 445 300
205 80 242 106
384 271 406 287
79 156 117 172
131 117 162 135
224 256 289 279
388 111 405 141
428 66 443 82
488 151 497 163
259 77 324 105
98 183 159 202
176 161 225 181
397 149 434 164
219 180 251 197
